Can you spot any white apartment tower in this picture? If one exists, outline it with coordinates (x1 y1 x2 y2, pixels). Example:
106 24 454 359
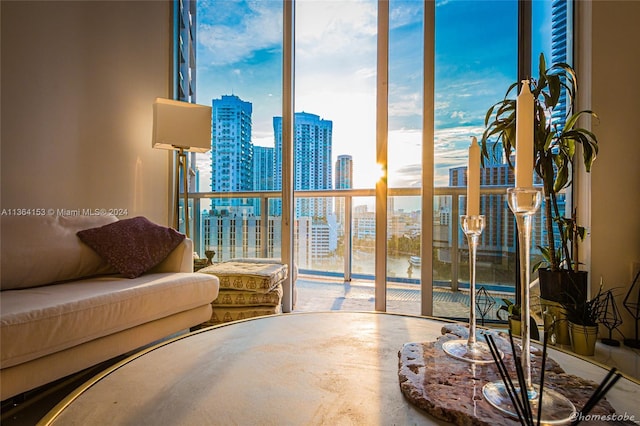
273 112 333 218
211 95 253 213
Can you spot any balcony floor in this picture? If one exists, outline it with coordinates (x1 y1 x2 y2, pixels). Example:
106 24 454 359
294 274 506 321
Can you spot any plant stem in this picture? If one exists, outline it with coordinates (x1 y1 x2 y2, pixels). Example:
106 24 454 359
542 155 558 271
551 189 572 271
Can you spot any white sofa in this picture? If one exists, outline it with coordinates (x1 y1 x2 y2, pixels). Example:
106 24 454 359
0 214 220 401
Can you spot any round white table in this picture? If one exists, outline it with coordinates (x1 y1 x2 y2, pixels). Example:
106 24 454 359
40 312 640 425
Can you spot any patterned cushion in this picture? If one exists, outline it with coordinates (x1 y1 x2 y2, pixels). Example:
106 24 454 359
77 217 185 278
205 305 282 326
198 261 287 293
213 283 283 307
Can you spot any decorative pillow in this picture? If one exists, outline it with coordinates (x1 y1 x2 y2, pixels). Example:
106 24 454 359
77 216 185 278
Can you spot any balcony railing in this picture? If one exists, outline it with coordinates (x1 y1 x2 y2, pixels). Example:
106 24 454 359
184 186 545 308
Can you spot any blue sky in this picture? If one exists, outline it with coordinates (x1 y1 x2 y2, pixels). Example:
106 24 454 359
195 0 552 194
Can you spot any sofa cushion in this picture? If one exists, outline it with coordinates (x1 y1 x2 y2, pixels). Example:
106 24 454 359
77 217 185 278
0 272 219 368
0 214 118 290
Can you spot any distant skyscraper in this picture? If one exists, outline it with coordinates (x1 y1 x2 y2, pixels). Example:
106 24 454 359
253 145 275 191
211 95 253 213
253 145 275 216
334 155 353 228
335 155 353 189
551 0 571 126
273 112 333 218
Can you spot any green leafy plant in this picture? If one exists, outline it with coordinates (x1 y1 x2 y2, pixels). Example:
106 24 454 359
496 298 520 321
481 53 599 272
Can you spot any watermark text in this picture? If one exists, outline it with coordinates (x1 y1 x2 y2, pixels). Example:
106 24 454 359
1 208 128 217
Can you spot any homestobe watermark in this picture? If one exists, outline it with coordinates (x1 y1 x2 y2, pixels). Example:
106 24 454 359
570 412 637 423
1 208 128 217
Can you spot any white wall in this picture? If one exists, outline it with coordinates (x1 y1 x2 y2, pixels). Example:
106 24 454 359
1 0 172 225
590 1 640 339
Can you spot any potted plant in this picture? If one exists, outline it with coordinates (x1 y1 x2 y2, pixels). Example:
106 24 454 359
565 285 605 356
480 53 600 308
496 299 540 340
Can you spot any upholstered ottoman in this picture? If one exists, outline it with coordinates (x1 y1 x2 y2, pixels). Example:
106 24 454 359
197 261 288 326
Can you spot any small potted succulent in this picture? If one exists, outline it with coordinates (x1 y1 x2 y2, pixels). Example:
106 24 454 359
565 285 605 356
497 299 540 340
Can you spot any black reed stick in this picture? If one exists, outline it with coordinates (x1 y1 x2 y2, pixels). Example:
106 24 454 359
485 334 528 425
509 330 534 425
536 330 550 426
571 368 622 425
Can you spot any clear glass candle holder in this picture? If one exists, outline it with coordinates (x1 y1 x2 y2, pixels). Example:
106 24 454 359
442 215 500 364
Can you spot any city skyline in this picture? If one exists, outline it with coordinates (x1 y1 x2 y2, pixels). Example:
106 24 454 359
195 0 553 195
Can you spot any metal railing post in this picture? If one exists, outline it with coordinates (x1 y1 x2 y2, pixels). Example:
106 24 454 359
260 196 268 258
344 195 352 282
451 193 459 292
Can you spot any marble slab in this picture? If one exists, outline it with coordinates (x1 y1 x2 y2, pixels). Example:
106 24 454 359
398 325 618 425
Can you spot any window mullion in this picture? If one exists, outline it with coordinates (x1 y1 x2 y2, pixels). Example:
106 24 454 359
281 0 295 313
421 0 435 317
375 0 389 312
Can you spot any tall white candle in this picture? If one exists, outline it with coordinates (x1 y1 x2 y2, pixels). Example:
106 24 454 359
515 80 534 188
467 136 480 216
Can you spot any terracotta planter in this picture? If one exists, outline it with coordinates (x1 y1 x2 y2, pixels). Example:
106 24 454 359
538 269 588 305
541 298 571 345
569 322 598 356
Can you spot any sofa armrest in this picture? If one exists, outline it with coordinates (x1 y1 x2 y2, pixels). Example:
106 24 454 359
149 238 194 273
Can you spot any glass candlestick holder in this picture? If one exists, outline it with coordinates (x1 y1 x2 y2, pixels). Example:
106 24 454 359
443 215 500 364
483 187 575 423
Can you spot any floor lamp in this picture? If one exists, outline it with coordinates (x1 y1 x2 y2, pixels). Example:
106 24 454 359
152 98 212 238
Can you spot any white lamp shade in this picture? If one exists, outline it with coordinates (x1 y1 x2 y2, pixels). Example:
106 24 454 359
152 98 212 153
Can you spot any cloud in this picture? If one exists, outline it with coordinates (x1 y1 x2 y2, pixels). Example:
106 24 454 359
198 1 282 67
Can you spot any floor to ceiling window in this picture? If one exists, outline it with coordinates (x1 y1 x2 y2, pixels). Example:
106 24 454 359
432 1 518 318
187 0 571 320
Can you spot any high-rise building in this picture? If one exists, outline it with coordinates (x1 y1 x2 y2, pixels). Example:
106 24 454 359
253 145 275 216
334 155 353 229
202 212 282 261
551 0 571 127
176 1 200 193
273 112 333 218
211 95 253 213
253 146 275 191
176 1 197 103
335 155 353 189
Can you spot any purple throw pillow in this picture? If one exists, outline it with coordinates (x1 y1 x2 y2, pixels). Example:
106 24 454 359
77 216 185 278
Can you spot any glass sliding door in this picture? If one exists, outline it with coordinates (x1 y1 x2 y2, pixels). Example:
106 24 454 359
190 0 573 319
295 0 378 281
385 0 425 315
432 0 518 319
194 0 283 262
